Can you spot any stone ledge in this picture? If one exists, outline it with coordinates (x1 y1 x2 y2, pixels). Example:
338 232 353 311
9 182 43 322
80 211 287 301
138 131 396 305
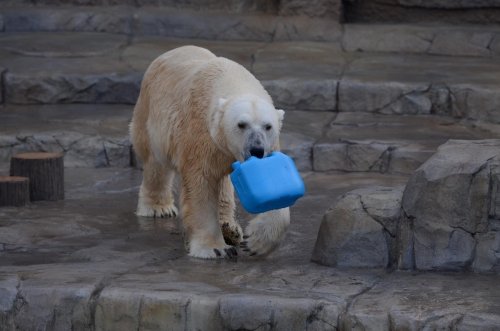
398 0 500 9
0 5 341 41
2 0 342 19
0 105 330 171
343 24 500 57
0 104 133 167
312 112 500 174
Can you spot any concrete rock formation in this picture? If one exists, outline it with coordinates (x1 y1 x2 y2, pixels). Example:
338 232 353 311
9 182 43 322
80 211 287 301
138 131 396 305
400 139 500 272
311 186 403 268
313 140 500 273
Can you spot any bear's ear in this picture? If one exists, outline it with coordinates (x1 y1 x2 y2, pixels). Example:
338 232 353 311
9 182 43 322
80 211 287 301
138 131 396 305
218 98 228 109
277 108 285 121
276 109 285 130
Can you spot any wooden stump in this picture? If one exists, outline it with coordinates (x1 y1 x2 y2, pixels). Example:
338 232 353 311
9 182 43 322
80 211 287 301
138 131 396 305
10 152 64 201
0 176 30 207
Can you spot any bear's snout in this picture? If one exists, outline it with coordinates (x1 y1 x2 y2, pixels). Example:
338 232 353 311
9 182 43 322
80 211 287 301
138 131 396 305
250 147 265 159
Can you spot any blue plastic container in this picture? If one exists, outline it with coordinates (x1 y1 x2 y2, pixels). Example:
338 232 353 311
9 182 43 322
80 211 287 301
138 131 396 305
230 151 305 214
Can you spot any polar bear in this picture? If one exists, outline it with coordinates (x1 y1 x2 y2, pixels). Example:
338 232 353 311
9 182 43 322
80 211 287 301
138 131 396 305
130 46 290 259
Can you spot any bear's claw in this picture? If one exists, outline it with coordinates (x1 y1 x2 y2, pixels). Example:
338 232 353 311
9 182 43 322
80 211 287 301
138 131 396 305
224 247 238 259
189 243 237 259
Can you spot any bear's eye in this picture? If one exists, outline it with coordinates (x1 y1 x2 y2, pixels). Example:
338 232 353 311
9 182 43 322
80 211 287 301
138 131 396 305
238 122 247 130
264 124 272 131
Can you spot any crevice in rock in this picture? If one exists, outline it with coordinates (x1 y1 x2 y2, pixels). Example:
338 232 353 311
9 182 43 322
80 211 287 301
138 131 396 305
424 32 437 53
398 208 416 270
183 298 191 331
102 141 110 167
136 295 144 331
357 193 397 238
368 145 393 173
10 277 26 322
1 68 6 104
334 80 340 113
371 84 432 115
450 225 479 237
485 34 495 52
305 303 337 331
338 277 382 330
88 278 108 331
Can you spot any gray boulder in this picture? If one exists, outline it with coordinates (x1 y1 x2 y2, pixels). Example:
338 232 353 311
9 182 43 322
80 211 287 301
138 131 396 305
311 186 404 268
313 139 500 273
399 139 500 272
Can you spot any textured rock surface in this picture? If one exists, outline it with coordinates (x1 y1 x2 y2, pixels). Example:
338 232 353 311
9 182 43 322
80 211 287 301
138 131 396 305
338 54 500 123
344 272 500 331
398 0 500 8
312 112 499 174
3 105 498 174
343 0 500 24
1 166 498 330
343 24 500 57
2 6 134 34
311 186 403 268
0 32 128 57
278 0 341 18
279 110 335 171
1 31 500 121
0 5 341 41
0 167 411 330
0 105 133 167
400 139 500 272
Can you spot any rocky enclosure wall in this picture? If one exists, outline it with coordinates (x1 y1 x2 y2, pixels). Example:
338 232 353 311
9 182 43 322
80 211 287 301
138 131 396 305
345 0 500 23
312 139 500 273
6 0 342 19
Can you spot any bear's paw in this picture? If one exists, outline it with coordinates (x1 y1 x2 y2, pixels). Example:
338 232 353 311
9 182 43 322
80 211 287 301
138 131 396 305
188 242 238 260
136 202 178 218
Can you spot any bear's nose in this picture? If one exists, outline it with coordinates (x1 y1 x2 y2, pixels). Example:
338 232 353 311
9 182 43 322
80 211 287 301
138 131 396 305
250 147 265 159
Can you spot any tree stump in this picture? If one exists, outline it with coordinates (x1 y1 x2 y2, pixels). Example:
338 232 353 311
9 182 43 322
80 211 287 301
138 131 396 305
10 152 64 201
0 176 30 207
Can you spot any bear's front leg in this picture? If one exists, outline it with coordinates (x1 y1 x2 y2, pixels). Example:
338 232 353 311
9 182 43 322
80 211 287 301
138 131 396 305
241 208 290 256
218 176 243 246
181 174 237 259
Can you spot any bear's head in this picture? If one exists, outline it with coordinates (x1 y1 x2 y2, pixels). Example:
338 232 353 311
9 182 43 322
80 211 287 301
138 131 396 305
216 96 284 162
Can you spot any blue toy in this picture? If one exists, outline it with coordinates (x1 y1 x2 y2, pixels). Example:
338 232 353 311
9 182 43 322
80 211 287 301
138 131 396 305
230 151 305 214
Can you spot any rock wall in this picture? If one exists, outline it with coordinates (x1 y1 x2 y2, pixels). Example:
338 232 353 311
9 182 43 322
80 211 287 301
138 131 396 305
344 0 500 23
312 139 500 273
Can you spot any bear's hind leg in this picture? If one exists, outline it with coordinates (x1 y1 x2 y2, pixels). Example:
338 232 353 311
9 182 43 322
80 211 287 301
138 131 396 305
137 159 178 218
181 174 237 259
218 176 242 246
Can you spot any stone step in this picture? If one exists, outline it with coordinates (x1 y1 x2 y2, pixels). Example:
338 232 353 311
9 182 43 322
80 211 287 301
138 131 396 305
1 0 341 19
2 105 498 176
0 32 343 110
308 112 500 174
344 0 500 24
343 23 500 57
0 104 133 168
0 4 340 41
2 32 500 124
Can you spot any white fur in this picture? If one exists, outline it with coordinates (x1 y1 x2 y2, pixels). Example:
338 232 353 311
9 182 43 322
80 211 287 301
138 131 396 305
130 46 290 259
